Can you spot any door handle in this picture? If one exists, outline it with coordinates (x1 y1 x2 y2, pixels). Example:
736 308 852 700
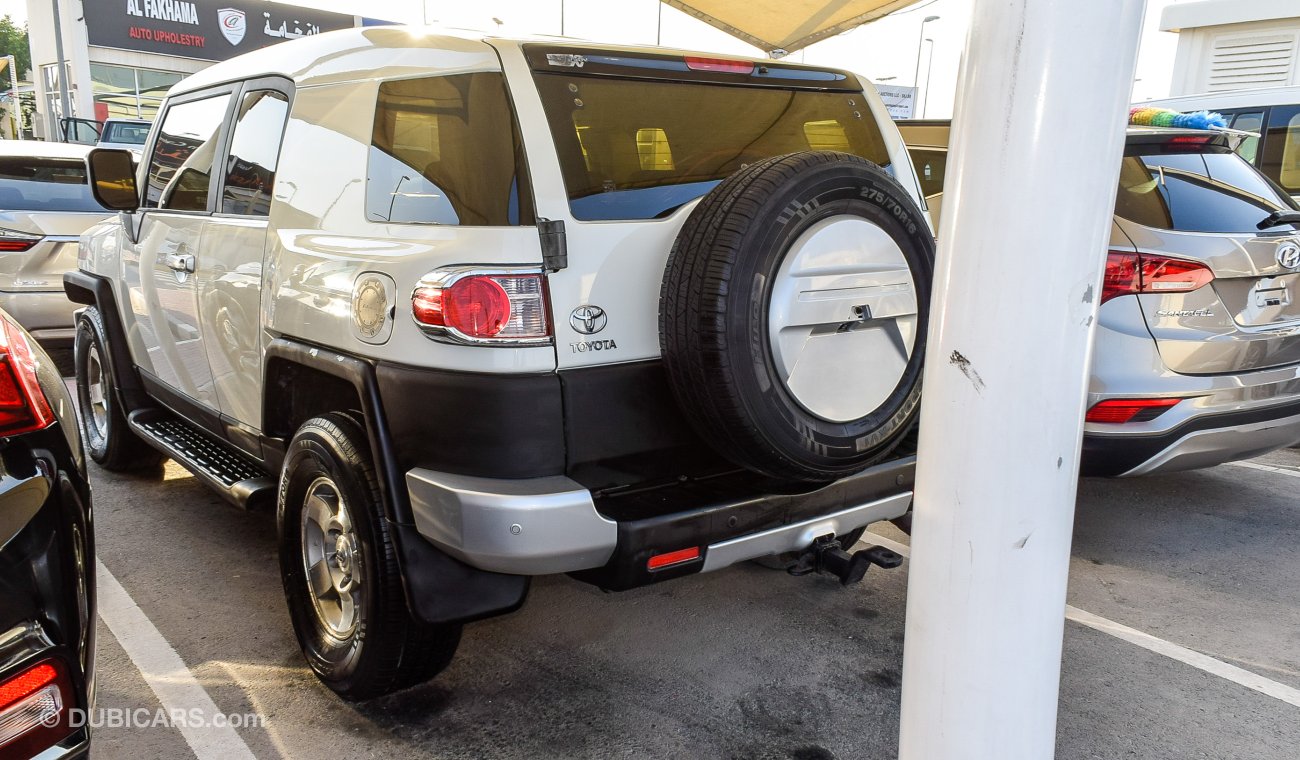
165 252 195 273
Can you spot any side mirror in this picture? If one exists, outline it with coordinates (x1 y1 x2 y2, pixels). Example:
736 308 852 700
87 148 140 212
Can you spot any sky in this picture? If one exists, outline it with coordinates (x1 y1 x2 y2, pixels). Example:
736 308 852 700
0 0 1185 117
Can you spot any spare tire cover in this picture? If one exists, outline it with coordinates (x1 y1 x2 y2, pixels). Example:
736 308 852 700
659 151 934 482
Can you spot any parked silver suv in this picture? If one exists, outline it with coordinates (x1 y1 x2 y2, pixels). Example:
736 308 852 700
900 120 1300 475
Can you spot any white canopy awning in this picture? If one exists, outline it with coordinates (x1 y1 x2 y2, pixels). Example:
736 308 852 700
663 0 921 54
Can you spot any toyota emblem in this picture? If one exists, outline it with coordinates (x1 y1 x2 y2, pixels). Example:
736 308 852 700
569 305 607 335
1277 242 1300 270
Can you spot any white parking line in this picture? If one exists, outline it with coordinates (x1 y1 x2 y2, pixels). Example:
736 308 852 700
96 559 257 760
1064 605 1300 708
1228 460 1300 478
862 531 1300 709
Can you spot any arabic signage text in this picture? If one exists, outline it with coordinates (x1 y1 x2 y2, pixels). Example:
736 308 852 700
86 1 356 62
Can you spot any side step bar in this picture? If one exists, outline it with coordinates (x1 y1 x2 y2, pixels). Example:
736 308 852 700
127 408 276 510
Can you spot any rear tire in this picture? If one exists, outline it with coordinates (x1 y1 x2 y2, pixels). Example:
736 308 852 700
74 307 163 471
660 151 934 481
278 413 461 700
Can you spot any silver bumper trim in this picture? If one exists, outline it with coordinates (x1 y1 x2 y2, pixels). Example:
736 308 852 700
406 469 617 575
700 491 913 572
1122 411 1300 476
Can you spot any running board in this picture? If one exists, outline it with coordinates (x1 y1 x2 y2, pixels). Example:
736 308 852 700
127 408 275 510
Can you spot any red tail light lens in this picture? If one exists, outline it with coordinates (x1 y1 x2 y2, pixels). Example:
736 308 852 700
1100 251 1214 304
412 270 551 344
0 228 41 252
684 56 755 74
0 316 55 436
0 659 74 756
1085 397 1183 424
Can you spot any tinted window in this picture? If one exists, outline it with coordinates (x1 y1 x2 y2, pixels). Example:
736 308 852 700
0 156 105 212
222 90 288 216
102 121 151 145
1115 143 1299 233
145 93 231 211
534 74 891 221
1260 105 1300 193
1229 111 1264 165
908 148 946 198
367 73 533 226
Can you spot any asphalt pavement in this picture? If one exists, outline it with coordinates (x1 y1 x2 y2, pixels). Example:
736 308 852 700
83 442 1300 759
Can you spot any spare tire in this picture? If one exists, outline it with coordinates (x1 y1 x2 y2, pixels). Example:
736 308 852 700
659 151 934 482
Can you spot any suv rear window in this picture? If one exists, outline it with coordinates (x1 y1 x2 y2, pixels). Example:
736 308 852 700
367 73 533 226
1115 141 1299 233
533 75 892 221
0 156 104 212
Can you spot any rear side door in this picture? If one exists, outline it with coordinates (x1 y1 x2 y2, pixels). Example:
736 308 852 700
199 78 293 431
117 87 235 410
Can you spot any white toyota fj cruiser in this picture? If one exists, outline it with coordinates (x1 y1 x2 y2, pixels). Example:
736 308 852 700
67 28 934 699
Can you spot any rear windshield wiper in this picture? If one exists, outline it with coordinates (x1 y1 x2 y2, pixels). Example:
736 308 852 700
1257 210 1300 230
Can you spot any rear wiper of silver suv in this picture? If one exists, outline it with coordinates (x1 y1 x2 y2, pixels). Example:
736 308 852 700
1257 210 1300 230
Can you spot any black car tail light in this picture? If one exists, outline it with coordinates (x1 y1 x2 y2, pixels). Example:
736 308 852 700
0 659 75 756
0 314 55 436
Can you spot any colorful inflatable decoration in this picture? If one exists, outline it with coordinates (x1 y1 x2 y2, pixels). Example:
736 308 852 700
1129 107 1227 130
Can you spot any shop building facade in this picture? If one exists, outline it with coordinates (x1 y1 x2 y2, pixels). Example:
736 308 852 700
26 0 358 140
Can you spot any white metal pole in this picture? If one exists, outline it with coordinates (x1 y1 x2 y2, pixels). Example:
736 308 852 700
50 0 72 139
920 38 934 118
897 1 1147 758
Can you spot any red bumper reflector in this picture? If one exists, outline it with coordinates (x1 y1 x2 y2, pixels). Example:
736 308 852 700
1085 398 1182 424
0 663 57 711
647 546 701 570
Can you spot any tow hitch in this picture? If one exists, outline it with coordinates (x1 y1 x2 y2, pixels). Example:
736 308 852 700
789 535 904 586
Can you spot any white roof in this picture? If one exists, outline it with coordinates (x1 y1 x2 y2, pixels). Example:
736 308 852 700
170 27 502 96
1143 85 1300 110
0 140 94 158
1161 0 1300 33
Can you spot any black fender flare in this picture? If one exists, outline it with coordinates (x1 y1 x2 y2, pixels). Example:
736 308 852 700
263 338 529 625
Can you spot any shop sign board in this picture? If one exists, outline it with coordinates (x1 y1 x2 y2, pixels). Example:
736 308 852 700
85 0 356 62
874 84 918 119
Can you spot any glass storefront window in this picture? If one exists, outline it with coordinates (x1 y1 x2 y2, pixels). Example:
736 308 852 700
90 63 184 121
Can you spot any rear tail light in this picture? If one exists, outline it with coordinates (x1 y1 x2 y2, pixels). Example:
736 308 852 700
0 659 74 756
0 229 41 253
647 546 702 571
1101 251 1214 304
684 56 755 74
1085 397 1183 424
412 268 551 345
0 315 55 436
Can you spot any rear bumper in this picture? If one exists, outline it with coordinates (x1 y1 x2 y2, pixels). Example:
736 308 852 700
0 290 78 344
408 456 914 587
1083 400 1300 476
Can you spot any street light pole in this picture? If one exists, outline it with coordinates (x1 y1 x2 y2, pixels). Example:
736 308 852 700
911 15 939 88
897 0 1147 758
920 38 935 118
